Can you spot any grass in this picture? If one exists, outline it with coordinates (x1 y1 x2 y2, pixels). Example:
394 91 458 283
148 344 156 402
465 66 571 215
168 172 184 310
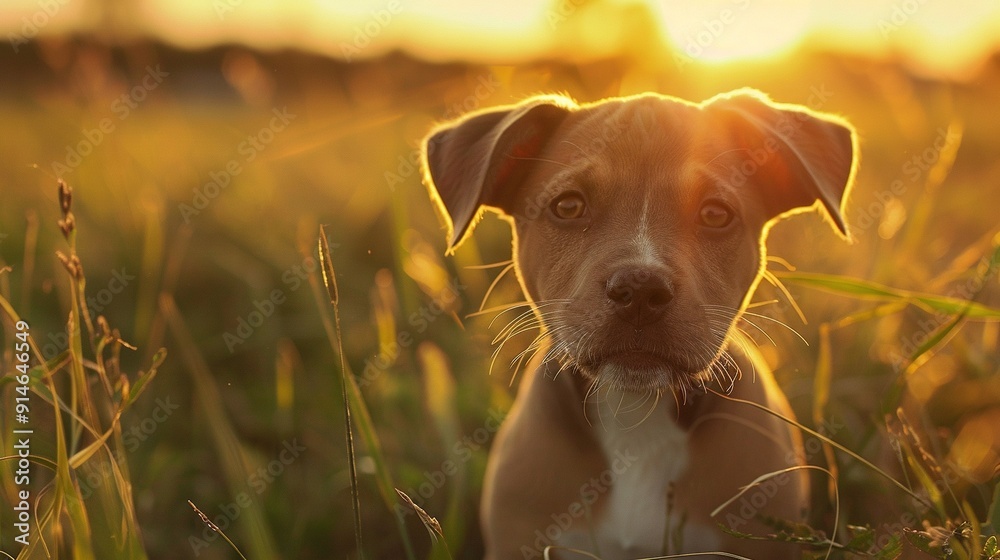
1 181 163 559
0 38 999 559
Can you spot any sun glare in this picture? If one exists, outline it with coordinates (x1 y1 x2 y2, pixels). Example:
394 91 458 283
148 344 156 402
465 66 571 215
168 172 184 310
1 0 999 77
649 0 812 63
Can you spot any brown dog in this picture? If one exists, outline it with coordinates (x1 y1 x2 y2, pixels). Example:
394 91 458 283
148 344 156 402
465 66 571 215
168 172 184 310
421 89 857 559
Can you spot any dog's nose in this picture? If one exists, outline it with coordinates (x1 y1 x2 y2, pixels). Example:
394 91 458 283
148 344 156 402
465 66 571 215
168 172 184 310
606 268 674 326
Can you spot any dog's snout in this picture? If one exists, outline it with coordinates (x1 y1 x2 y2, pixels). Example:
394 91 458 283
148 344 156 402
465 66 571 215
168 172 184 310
606 268 674 326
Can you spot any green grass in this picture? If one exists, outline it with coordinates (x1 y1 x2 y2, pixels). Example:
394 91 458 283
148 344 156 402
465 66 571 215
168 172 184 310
1 40 999 559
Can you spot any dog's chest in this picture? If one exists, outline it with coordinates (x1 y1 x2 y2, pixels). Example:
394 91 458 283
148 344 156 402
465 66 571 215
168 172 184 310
556 398 718 557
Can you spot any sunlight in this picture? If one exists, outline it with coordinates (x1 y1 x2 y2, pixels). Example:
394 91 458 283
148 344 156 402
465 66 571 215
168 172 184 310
1 0 1000 77
649 0 811 63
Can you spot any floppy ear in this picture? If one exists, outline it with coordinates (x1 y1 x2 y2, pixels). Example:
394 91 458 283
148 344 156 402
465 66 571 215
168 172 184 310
421 95 575 251
709 89 858 239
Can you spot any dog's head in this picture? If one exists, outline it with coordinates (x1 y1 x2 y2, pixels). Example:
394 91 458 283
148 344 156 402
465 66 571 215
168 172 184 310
421 89 857 393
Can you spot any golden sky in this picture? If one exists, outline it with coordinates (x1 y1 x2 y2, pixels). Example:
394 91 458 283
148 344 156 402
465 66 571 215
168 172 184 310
3 0 1000 78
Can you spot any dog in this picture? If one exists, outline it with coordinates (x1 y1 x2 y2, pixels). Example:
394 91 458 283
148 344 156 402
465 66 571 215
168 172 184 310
420 89 857 559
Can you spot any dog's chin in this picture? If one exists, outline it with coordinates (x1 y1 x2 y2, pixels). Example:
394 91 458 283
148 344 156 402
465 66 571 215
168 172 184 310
576 352 710 393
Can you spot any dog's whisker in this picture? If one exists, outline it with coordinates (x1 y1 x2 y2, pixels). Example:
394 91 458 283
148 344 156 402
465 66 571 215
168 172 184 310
732 326 761 349
477 261 518 313
663 382 683 418
540 333 585 369
615 388 651 418
491 307 546 342
491 314 571 363
475 300 535 323
498 320 550 345
727 335 759 383
736 315 777 346
716 348 741 386
615 390 660 431
704 147 752 170
491 321 553 378
502 320 582 386
710 354 737 393
613 390 628 418
581 376 603 428
486 299 570 331
760 268 809 325
550 358 575 382
559 139 594 161
511 324 579 368
509 155 570 168
499 328 565 382
741 310 810 345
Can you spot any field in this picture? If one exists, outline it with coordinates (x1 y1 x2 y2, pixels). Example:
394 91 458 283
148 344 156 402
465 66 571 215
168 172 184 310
1 31 999 560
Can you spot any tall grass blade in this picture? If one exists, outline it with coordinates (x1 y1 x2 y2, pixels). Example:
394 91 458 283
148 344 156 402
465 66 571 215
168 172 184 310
124 348 167 408
188 500 250 560
711 465 839 560
396 489 453 559
318 225 365 560
709 389 935 510
774 271 1000 318
307 227 417 560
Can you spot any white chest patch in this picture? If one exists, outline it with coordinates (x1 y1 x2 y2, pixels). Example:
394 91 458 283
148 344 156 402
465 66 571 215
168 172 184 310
555 392 718 557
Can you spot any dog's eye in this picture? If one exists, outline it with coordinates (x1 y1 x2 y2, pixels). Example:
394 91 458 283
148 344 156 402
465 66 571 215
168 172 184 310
550 192 587 220
699 201 734 228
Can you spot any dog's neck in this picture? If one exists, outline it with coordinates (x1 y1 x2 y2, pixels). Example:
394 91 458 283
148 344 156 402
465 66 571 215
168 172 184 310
563 363 707 431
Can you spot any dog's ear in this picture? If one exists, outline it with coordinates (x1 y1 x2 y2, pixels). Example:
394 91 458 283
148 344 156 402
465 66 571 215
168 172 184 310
709 89 858 240
421 95 575 251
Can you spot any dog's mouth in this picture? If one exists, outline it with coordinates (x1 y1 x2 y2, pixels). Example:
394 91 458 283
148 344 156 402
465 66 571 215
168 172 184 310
572 347 718 393
541 307 736 393
589 350 700 372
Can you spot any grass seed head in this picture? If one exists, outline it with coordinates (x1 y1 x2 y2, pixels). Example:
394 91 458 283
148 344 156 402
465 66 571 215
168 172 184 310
58 179 72 214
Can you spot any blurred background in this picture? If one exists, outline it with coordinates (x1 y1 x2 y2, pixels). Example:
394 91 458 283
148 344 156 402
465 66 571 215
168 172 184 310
1 1 999 558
